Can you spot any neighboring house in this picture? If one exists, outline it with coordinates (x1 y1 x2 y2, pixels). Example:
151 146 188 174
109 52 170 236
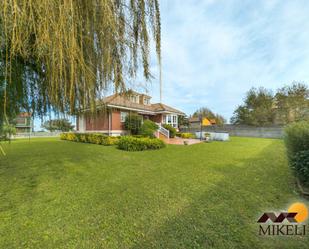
188 117 216 128
77 91 185 136
188 117 200 127
15 113 33 133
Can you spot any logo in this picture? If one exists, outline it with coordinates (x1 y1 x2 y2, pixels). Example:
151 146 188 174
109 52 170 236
257 202 308 236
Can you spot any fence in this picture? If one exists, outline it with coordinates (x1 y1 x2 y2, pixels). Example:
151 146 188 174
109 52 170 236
13 132 61 139
180 125 284 139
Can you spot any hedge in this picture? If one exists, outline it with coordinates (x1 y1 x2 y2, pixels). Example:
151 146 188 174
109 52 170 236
60 132 119 146
176 132 196 139
291 150 309 186
117 136 165 151
284 121 309 186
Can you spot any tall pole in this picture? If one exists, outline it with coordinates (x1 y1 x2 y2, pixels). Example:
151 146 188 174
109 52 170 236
199 114 203 141
159 66 162 103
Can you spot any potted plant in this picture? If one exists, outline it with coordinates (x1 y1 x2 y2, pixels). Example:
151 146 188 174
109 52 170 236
204 133 211 142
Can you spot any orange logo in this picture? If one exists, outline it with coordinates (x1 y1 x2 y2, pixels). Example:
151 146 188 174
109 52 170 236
288 202 308 223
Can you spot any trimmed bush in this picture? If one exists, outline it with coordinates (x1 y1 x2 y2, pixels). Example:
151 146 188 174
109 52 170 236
163 124 176 138
140 120 158 138
60 132 118 145
176 132 196 139
117 136 165 151
292 150 309 186
284 121 309 186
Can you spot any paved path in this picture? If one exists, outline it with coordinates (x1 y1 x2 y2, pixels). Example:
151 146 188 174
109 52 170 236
162 137 203 145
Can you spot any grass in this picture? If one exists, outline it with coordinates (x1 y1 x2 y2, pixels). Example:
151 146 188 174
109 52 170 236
0 137 308 248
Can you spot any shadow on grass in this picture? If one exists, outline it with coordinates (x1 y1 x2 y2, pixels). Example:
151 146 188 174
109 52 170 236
131 140 308 249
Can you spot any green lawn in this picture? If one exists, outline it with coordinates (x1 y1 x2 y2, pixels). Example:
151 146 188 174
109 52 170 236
0 137 308 248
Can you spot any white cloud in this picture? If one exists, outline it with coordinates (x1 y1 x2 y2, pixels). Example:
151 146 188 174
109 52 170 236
147 0 309 121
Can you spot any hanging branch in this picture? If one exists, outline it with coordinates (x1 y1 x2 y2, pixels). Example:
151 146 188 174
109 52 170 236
0 0 161 123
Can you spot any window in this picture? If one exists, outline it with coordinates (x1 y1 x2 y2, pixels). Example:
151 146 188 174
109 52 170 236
130 95 138 103
173 115 177 123
163 114 178 128
120 112 128 122
144 97 150 105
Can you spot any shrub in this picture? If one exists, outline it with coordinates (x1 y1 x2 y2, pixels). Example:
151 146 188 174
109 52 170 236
162 124 176 138
284 121 309 187
0 123 16 142
284 121 309 159
60 132 118 145
140 120 158 137
176 132 196 139
124 114 142 135
42 118 74 132
131 135 144 138
291 150 309 186
117 136 165 151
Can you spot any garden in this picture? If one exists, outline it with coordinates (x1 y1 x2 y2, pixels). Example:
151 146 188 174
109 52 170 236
59 115 201 151
0 136 308 248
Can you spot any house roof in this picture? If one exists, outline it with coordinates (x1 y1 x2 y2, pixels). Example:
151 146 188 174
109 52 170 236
125 89 151 98
97 93 184 115
189 117 217 125
189 117 200 123
151 103 184 114
17 112 31 118
209 119 216 124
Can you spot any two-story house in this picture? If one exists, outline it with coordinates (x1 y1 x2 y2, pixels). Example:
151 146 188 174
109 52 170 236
15 113 33 133
76 91 184 136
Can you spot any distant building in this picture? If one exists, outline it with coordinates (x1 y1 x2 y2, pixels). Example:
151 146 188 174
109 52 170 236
15 113 33 133
188 117 216 127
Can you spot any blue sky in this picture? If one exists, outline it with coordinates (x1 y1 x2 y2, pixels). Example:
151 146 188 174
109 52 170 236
147 0 309 121
34 0 309 129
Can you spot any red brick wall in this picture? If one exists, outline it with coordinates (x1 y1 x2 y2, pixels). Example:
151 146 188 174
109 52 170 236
85 111 109 131
83 109 158 131
150 114 162 123
111 110 123 130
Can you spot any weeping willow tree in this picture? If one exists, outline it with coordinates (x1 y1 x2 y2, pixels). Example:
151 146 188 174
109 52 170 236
0 0 161 125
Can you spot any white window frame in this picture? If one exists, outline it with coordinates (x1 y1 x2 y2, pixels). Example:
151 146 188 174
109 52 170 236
163 114 178 128
144 97 150 105
120 112 128 122
167 115 172 124
130 95 138 103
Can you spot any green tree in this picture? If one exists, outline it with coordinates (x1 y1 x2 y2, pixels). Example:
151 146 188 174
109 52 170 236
124 114 142 135
178 115 190 127
42 119 74 132
230 105 251 125
140 119 158 137
0 0 161 124
275 82 309 124
231 87 275 126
